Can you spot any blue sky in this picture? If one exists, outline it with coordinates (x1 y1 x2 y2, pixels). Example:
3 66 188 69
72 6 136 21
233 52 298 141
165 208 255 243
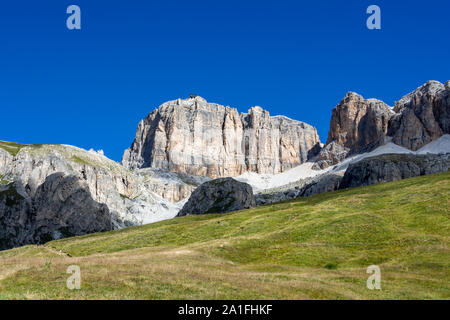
1 0 449 162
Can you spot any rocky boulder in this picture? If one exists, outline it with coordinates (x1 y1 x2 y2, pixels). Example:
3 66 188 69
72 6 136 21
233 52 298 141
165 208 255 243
339 153 450 189
177 178 256 216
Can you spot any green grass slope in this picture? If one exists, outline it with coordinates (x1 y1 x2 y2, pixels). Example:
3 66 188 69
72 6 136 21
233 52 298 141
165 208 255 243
0 172 449 300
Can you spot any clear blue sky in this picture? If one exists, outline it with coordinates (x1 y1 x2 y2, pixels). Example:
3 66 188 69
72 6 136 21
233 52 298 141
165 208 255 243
1 0 449 162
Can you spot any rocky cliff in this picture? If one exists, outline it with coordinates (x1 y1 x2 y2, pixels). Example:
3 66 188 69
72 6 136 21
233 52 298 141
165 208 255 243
123 96 321 178
0 141 185 230
314 81 450 169
0 173 112 250
389 80 450 150
314 92 394 169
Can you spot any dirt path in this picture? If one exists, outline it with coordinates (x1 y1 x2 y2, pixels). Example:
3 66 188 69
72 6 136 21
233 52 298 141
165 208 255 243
41 245 72 257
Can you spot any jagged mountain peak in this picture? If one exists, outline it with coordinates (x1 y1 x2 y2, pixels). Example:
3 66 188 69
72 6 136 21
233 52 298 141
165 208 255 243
315 81 450 169
395 80 447 109
342 91 390 107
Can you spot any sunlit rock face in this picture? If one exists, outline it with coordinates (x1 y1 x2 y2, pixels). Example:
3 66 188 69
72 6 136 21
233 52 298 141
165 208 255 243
314 92 394 169
314 80 450 170
123 96 321 178
327 92 394 153
0 144 183 228
389 81 450 151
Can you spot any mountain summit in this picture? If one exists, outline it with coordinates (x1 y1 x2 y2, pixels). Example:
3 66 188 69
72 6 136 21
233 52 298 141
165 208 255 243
122 96 321 178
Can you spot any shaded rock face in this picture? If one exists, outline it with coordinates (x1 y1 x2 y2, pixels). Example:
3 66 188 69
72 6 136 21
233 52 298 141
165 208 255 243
389 81 450 151
339 153 450 189
0 173 112 250
0 182 31 250
123 96 321 178
315 92 394 169
177 178 256 216
297 173 343 198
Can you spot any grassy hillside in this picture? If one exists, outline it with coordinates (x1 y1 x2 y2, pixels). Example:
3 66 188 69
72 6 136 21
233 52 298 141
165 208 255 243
0 172 449 300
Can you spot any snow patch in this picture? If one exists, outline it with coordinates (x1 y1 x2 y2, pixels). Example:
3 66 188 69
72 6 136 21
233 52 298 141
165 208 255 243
416 134 450 154
235 162 329 192
332 141 413 172
236 135 450 193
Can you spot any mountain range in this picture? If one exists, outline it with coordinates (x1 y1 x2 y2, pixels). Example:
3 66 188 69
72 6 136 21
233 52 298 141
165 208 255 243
1 80 449 250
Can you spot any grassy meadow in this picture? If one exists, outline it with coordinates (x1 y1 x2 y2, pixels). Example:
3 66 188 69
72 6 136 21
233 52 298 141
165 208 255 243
0 172 449 299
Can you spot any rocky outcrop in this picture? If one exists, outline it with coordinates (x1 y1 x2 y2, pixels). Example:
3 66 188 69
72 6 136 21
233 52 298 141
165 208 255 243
123 96 321 178
389 81 450 151
312 142 349 170
0 142 183 229
314 92 394 169
297 173 343 198
136 168 210 203
314 81 450 170
339 153 450 189
177 178 256 216
327 92 394 152
0 173 112 250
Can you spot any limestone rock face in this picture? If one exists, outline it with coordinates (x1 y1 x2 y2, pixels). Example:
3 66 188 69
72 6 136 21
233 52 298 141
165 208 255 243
389 81 450 151
177 178 256 216
136 167 210 203
339 153 450 189
0 149 12 177
0 174 112 250
0 143 183 229
315 92 394 169
314 81 450 170
123 96 321 178
327 92 394 152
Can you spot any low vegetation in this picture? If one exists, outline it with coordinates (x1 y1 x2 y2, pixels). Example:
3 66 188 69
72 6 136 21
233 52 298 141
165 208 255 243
0 172 448 299
0 141 28 156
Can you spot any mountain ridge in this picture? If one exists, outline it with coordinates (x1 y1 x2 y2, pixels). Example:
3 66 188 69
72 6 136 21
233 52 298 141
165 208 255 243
1 80 449 250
